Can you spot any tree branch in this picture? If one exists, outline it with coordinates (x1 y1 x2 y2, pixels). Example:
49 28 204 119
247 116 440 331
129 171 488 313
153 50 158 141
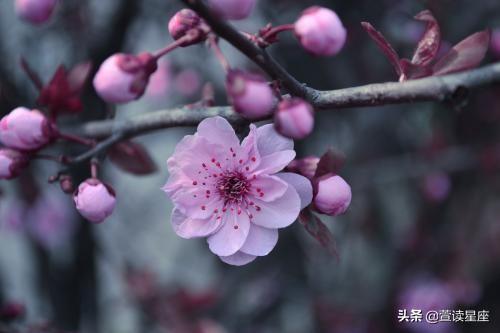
77 62 500 140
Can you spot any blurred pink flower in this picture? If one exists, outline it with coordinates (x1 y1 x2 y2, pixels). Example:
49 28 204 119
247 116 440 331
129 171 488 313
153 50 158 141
174 69 201 97
422 172 451 203
146 61 172 99
163 117 312 265
0 190 76 249
206 0 256 21
15 0 58 25
294 6 347 56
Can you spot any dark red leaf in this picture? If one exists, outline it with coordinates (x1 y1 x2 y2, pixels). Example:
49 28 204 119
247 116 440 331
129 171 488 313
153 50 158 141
299 210 339 260
400 59 433 80
67 61 92 94
432 29 491 76
411 10 441 66
314 148 345 179
108 140 157 175
361 21 402 76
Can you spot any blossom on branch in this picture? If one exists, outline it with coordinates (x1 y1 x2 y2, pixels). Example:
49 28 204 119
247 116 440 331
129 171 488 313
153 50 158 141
163 117 313 265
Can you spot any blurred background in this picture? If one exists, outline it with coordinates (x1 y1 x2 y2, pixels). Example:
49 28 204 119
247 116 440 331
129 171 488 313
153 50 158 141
1 0 500 332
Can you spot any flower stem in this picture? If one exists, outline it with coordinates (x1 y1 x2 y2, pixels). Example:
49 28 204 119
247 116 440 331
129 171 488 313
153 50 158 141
261 24 295 42
152 31 201 60
208 35 231 73
90 158 99 179
58 131 95 146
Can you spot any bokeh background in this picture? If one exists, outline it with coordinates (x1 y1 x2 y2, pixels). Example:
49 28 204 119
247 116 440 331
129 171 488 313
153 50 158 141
1 0 500 332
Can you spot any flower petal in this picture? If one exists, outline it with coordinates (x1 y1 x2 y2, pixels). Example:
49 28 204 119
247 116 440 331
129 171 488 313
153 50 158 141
219 251 256 266
171 187 222 219
171 208 222 239
276 172 313 209
254 150 296 175
207 211 250 256
240 224 278 256
250 184 301 229
196 116 240 150
256 124 294 156
249 175 288 202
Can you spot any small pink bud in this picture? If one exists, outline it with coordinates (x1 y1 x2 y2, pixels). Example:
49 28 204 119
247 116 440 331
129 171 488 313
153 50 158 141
0 149 29 180
491 29 500 58
294 6 347 56
206 0 256 20
168 9 208 47
73 179 116 223
274 98 314 140
287 156 320 179
226 70 275 119
93 53 158 104
59 175 74 194
15 0 57 25
0 107 52 151
313 174 352 216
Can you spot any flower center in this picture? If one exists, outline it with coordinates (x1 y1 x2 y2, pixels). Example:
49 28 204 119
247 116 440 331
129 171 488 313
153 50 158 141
217 171 250 205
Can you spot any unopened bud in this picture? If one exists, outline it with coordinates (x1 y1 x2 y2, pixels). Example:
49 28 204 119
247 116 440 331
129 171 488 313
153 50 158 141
226 70 275 119
73 179 116 223
274 98 314 140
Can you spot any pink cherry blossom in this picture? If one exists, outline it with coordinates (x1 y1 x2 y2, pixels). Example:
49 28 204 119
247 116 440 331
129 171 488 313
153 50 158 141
313 174 351 216
74 179 116 223
0 149 29 180
274 98 315 140
206 0 256 21
226 70 276 120
93 53 157 104
163 117 312 265
15 0 58 25
294 6 347 56
0 107 52 151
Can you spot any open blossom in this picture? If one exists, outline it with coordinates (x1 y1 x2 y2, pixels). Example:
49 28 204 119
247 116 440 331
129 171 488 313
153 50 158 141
206 0 256 20
163 117 312 265
74 179 116 223
0 107 52 151
15 0 58 25
294 6 347 56
93 53 158 104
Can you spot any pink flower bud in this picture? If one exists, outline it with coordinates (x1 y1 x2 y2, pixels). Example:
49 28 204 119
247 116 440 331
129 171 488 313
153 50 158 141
491 29 500 58
313 174 351 216
0 107 52 151
15 0 57 25
274 98 314 140
226 70 275 119
207 0 256 20
93 53 158 104
74 179 116 223
168 9 208 47
286 156 320 179
294 6 347 56
0 149 29 180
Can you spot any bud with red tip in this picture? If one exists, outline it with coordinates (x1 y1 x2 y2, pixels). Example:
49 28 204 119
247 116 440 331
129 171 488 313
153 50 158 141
206 0 256 20
294 6 347 56
0 107 53 151
274 98 314 140
0 149 29 180
226 70 275 119
168 9 208 47
59 175 74 194
73 179 116 223
93 53 158 104
15 0 57 25
313 174 352 216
